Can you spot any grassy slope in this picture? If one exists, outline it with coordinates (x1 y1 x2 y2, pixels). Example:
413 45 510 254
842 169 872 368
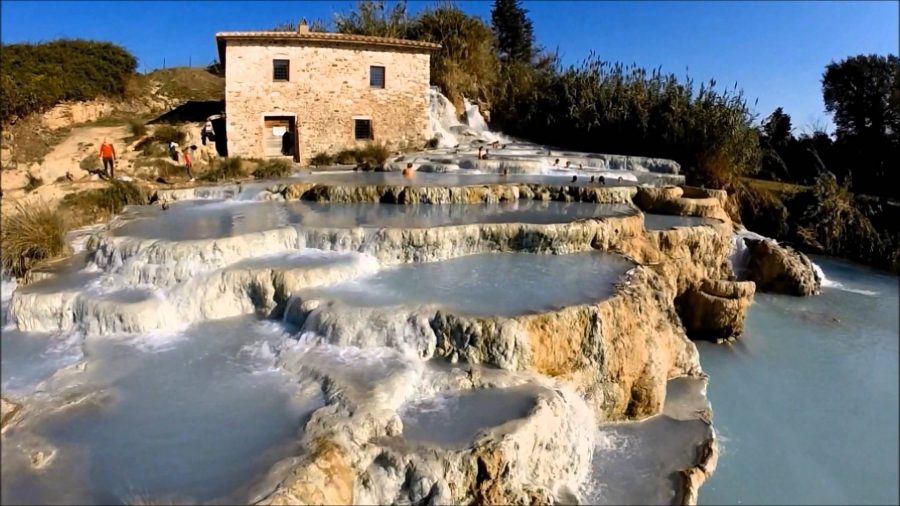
143 67 225 103
2 67 224 168
742 177 808 195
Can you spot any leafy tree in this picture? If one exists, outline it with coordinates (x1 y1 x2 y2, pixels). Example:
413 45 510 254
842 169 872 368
822 54 899 198
327 1 497 108
491 0 534 63
409 4 499 108
333 0 410 38
761 107 793 147
822 54 899 140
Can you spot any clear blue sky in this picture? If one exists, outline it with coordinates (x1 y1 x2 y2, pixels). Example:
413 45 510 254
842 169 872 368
2 1 897 132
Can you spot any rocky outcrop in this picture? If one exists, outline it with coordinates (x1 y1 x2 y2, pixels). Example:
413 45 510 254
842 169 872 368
259 356 595 506
154 182 641 205
745 238 821 296
676 280 756 341
1 397 22 433
87 215 645 288
679 434 719 506
287 266 702 422
285 182 639 205
434 266 703 420
10 251 378 334
634 186 732 224
264 439 354 506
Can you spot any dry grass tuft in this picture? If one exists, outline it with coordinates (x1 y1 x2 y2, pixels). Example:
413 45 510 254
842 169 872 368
333 143 390 171
1 202 70 277
251 158 292 179
60 180 147 225
200 156 245 182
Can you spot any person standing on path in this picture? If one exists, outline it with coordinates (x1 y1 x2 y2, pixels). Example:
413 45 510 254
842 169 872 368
182 146 195 181
98 138 117 179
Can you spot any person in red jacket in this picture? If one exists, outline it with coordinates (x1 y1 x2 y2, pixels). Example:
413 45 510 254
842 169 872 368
98 139 117 179
182 146 195 181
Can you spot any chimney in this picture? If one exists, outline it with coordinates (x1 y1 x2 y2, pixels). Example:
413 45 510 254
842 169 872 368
297 18 309 33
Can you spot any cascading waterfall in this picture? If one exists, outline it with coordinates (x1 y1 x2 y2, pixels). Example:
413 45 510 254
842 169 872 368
729 227 878 296
729 227 768 279
426 86 462 148
462 98 503 144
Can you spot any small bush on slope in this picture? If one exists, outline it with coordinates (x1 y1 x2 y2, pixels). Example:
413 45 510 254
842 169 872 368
251 159 293 179
1 203 69 277
60 180 146 224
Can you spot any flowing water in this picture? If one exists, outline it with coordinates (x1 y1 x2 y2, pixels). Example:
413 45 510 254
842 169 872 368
300 251 633 317
1 317 322 506
290 171 642 187
400 385 539 449
697 257 899 505
643 213 722 230
584 378 714 505
1 280 82 396
112 200 637 241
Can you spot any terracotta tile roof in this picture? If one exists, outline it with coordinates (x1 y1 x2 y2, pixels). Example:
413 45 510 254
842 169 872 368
215 31 441 65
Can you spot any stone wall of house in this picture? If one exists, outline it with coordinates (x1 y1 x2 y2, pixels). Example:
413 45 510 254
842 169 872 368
223 40 431 164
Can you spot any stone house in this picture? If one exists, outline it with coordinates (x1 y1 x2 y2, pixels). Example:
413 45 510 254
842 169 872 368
215 23 439 164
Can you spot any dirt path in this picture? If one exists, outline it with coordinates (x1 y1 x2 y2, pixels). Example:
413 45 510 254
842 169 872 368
1 124 144 213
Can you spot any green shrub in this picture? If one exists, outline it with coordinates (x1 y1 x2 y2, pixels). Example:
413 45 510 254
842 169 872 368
152 125 186 145
126 119 148 142
0 40 137 123
355 142 390 170
794 174 880 257
133 158 178 178
332 143 390 171
252 159 292 179
1 202 69 277
135 138 167 158
491 58 761 187
334 149 358 165
310 152 335 166
60 180 146 224
23 172 43 192
79 153 100 172
200 157 244 182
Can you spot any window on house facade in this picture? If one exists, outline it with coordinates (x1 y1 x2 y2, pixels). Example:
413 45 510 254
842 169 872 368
369 66 385 89
273 59 290 81
354 119 372 140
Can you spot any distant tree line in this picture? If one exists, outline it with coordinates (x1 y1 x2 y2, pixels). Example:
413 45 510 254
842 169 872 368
759 55 899 199
0 40 137 123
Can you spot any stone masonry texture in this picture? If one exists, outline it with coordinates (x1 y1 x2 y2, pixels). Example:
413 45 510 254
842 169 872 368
222 38 432 164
